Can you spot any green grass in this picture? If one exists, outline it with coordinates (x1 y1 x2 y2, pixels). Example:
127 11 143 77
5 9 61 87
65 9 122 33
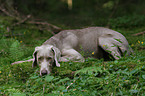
0 15 145 95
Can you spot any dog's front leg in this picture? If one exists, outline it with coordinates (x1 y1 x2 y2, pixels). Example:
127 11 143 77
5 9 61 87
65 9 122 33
60 48 85 62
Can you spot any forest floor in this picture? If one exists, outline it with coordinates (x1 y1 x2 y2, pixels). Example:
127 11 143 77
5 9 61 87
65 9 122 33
0 15 145 95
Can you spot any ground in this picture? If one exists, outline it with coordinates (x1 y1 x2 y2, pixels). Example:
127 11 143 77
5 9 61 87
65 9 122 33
0 15 145 95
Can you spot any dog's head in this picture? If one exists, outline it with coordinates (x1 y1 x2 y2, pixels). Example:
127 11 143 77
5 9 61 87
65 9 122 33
32 45 61 76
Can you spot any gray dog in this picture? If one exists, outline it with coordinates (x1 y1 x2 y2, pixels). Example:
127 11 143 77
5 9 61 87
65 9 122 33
12 27 133 76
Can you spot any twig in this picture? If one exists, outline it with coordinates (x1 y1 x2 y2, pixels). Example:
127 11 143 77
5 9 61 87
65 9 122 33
0 6 14 18
12 15 31 26
11 59 33 65
0 4 62 35
43 84 45 95
28 21 61 31
4 34 23 37
28 21 62 35
132 31 145 36
66 79 76 90
37 26 55 35
28 21 57 28
0 5 20 20
138 46 145 50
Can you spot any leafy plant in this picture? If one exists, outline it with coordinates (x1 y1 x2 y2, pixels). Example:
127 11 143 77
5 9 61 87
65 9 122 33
109 14 145 28
1 15 145 96
75 66 105 76
9 40 24 61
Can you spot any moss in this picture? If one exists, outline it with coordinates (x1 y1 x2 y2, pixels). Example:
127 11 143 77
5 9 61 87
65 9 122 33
10 62 34 82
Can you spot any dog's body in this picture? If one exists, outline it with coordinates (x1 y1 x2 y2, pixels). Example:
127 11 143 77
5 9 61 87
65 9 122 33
43 27 132 59
12 27 133 76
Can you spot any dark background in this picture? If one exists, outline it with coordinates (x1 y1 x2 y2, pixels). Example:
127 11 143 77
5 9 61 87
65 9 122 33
0 0 145 28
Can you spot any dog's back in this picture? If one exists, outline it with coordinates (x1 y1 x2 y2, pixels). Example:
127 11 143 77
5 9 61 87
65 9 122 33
43 27 132 58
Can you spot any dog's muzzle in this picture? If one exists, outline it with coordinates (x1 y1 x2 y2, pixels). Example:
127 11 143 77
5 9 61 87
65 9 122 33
40 61 51 76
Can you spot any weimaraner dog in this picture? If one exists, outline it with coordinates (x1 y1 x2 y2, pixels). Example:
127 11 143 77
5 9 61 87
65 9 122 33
12 27 133 76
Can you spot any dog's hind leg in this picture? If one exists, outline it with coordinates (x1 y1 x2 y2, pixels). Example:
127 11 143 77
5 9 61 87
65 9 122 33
99 35 133 59
99 37 123 59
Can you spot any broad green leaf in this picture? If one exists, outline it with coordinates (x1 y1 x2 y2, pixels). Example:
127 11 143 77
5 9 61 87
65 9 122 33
130 69 138 75
142 75 145 79
29 76 39 79
56 86 65 91
56 77 70 84
62 89 68 92
45 75 54 82
129 89 138 93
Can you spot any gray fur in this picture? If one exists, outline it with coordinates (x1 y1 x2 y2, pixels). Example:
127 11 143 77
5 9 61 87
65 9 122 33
32 27 133 75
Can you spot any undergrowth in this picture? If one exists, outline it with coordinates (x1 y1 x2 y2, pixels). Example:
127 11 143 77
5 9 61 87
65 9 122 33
1 58 145 95
108 14 145 28
0 15 145 95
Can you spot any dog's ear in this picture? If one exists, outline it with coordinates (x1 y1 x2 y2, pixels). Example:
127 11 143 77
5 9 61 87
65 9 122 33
32 47 40 67
51 46 61 67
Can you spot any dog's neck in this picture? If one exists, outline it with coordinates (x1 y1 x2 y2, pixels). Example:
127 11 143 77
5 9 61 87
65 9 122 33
43 37 62 49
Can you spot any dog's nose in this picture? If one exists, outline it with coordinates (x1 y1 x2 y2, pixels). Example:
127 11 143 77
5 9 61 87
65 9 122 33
41 70 47 75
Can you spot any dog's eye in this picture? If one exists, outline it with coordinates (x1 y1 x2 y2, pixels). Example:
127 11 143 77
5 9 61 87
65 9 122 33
46 57 52 61
38 57 43 61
